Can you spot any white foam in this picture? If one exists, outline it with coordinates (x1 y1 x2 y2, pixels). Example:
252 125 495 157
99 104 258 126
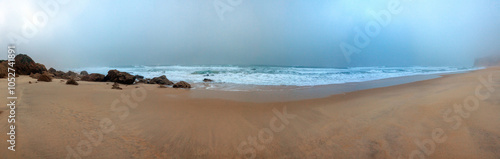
69 66 481 86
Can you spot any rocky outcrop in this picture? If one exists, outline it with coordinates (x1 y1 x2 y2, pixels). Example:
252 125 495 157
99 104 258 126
48 67 57 74
173 81 191 88
81 73 106 82
80 71 89 76
0 61 9 78
14 54 47 75
474 55 500 67
150 75 174 85
105 70 136 84
53 71 65 78
66 71 78 79
66 78 79 85
29 73 41 79
37 73 52 82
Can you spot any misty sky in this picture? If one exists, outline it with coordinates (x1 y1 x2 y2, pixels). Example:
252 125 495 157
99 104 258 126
1 0 499 69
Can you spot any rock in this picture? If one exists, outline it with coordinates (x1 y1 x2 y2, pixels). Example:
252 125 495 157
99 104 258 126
65 71 78 79
150 75 174 85
0 61 7 78
158 85 167 88
29 73 41 79
135 75 144 79
173 81 191 89
29 81 32 84
53 71 65 78
105 70 136 84
66 78 79 85
81 73 106 82
14 54 47 75
136 78 150 84
80 71 89 76
37 73 52 82
111 82 122 90
48 67 57 73
203 78 214 82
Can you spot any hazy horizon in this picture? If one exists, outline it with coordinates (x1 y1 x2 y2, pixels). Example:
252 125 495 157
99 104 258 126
1 0 499 69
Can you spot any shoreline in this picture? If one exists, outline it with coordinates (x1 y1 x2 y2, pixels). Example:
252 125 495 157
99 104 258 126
0 67 499 158
190 69 481 103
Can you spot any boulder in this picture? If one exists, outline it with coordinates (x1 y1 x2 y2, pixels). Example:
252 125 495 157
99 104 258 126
66 78 79 85
105 70 136 84
48 67 57 73
29 73 41 79
53 71 65 78
14 54 47 75
81 73 106 82
65 71 78 79
0 61 9 78
37 73 52 82
80 71 89 76
173 81 191 89
203 78 214 82
150 75 174 85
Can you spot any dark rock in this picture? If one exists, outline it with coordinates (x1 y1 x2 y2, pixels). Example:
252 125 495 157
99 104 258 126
135 75 144 79
66 78 79 85
29 73 41 79
80 71 89 76
203 78 214 82
29 81 32 84
105 70 136 84
14 54 47 75
53 71 65 78
150 75 174 85
48 67 57 73
173 81 191 89
37 73 52 82
0 61 7 78
81 73 106 82
111 82 122 90
65 71 78 79
158 85 167 88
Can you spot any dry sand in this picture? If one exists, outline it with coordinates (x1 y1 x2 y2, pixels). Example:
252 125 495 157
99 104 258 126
0 67 499 159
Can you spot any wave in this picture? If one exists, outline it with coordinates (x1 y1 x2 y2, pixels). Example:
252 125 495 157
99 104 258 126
69 65 481 86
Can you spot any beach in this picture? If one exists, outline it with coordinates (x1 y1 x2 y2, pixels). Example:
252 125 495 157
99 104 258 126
0 67 499 158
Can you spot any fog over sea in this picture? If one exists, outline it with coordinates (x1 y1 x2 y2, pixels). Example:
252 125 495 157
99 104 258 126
68 65 480 87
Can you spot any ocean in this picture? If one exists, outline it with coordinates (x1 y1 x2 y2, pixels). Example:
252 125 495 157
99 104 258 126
70 65 480 87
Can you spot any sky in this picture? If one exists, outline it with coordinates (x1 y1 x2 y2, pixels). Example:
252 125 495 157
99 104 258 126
1 0 499 69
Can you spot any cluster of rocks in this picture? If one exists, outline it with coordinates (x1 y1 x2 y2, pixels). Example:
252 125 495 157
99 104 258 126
1 54 194 89
0 54 46 78
136 75 192 88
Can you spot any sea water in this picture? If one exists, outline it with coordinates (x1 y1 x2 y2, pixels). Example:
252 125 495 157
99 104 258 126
71 65 480 86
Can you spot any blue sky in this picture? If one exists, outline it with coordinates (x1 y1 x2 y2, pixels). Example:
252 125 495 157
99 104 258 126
1 0 499 68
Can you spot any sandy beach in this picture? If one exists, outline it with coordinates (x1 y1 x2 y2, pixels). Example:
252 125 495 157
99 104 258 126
0 67 499 159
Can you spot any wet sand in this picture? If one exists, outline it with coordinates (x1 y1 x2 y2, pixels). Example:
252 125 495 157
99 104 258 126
0 67 499 158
